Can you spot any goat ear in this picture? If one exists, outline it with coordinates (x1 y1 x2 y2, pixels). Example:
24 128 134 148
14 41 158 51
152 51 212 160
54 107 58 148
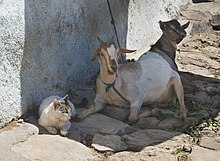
97 36 104 44
90 48 100 61
117 48 136 54
53 99 60 110
182 21 190 29
159 20 166 31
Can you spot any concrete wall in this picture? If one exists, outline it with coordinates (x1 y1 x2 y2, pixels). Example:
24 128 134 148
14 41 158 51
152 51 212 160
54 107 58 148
0 0 24 127
0 0 190 127
126 0 190 59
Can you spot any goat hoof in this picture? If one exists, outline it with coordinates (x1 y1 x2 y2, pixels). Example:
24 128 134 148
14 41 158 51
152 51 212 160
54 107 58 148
71 116 82 122
127 116 138 124
179 108 188 122
48 128 58 135
152 109 163 119
179 113 187 122
73 114 86 121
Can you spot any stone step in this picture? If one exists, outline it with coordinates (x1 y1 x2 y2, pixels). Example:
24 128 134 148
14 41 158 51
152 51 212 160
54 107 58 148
179 2 220 34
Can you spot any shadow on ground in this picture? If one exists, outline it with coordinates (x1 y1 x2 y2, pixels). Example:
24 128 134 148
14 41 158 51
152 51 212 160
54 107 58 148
24 69 220 154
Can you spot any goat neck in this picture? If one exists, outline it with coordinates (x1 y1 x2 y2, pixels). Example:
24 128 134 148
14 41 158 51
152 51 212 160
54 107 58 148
98 55 116 85
150 34 177 61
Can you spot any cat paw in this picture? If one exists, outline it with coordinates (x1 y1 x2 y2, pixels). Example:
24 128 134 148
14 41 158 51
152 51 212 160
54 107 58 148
47 128 58 134
60 130 68 136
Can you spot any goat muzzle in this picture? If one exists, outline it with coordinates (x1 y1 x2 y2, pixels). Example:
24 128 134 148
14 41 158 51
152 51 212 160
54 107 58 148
111 60 118 73
111 65 117 73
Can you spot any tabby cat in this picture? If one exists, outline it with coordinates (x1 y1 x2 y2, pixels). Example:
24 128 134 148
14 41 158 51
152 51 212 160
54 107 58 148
38 95 76 136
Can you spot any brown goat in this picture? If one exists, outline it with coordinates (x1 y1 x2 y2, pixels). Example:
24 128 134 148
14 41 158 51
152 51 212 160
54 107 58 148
77 37 186 123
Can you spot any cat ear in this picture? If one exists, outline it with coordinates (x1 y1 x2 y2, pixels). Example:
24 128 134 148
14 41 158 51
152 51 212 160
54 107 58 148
63 95 69 104
53 99 60 110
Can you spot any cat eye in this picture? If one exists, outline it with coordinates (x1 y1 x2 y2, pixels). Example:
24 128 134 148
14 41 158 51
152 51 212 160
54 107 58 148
58 106 68 113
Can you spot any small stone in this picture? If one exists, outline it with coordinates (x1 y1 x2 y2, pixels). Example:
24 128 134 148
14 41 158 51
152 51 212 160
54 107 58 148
135 117 160 129
147 151 156 156
183 145 192 153
211 109 220 120
177 154 191 161
17 119 24 123
116 126 139 136
157 117 180 129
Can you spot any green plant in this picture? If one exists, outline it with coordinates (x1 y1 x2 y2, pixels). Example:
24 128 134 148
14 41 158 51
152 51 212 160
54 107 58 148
171 146 184 156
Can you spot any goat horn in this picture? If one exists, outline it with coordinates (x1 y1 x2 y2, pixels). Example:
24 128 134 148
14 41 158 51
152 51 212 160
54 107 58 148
97 36 104 44
182 21 190 30
90 48 100 61
117 48 136 54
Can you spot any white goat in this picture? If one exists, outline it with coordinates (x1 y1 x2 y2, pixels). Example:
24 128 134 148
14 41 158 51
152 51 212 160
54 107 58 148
77 37 186 122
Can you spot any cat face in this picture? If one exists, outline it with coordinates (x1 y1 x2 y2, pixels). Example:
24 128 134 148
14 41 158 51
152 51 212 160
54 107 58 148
52 95 71 117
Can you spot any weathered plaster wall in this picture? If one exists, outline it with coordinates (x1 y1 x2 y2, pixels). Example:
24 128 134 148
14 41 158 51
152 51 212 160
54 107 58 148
0 0 24 127
126 0 190 59
21 0 129 114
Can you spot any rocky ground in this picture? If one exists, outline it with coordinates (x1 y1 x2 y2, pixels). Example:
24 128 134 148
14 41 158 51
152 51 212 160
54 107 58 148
0 1 220 161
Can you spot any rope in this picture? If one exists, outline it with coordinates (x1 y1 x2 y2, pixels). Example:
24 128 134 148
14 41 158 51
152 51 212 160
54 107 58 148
102 79 130 103
106 0 125 63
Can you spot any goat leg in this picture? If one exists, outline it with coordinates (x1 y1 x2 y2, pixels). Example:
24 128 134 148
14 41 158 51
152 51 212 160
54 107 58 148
128 106 140 123
172 76 187 121
139 108 163 119
75 102 105 120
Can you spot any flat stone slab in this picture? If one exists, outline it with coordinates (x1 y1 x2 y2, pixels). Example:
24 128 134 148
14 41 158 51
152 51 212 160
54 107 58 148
156 117 180 129
0 121 39 161
180 10 212 21
200 136 220 150
11 134 102 161
122 129 182 150
190 145 220 161
71 113 129 135
107 133 190 161
187 2 220 14
135 117 160 129
92 134 127 152
106 146 177 161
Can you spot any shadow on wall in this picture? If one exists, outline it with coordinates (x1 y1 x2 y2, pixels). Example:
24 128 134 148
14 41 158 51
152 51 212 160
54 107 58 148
20 0 130 115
